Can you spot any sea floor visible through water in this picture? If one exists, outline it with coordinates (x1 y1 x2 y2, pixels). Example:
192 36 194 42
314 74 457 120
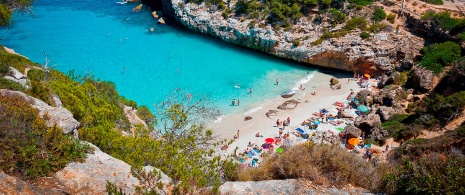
0 0 350 116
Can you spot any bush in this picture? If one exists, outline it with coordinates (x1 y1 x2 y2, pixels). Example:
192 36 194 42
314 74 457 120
348 0 374 6
222 8 231 19
360 31 370 39
461 32 465 41
420 41 461 74
344 17 367 30
330 9 346 24
422 0 443 5
293 40 300 47
0 93 88 180
237 144 391 190
372 6 386 22
384 152 465 194
387 13 396 24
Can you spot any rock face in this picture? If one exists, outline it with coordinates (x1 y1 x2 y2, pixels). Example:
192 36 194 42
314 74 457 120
4 67 28 87
55 142 141 195
377 106 403 121
0 89 79 136
354 113 381 132
123 105 149 136
0 171 63 195
169 0 424 74
412 67 437 92
342 125 362 139
219 179 374 194
447 58 465 92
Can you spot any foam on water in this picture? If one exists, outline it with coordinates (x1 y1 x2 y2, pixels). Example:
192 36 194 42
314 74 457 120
243 106 263 115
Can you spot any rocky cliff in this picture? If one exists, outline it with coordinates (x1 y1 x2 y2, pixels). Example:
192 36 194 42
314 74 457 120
160 0 424 75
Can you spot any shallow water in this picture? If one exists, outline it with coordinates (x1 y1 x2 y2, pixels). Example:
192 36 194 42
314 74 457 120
0 0 318 114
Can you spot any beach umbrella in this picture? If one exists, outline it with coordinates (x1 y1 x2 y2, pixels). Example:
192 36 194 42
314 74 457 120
364 74 371 78
357 105 369 113
276 147 283 154
265 138 275 144
348 138 360 145
296 128 304 134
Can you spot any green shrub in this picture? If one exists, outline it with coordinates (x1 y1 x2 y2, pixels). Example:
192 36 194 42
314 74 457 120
461 32 465 41
344 17 367 30
420 41 461 74
384 152 465 194
372 6 386 22
330 9 346 24
421 0 443 5
348 0 374 6
248 20 256 29
360 31 370 39
293 40 300 47
222 8 231 19
387 13 396 24
0 93 88 180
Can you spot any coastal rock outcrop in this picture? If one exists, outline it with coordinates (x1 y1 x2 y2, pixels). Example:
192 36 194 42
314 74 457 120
412 67 437 92
168 0 424 73
446 58 465 93
55 142 140 195
377 106 403 121
0 89 79 136
219 179 374 194
354 113 381 132
3 67 28 87
342 125 362 139
0 171 63 195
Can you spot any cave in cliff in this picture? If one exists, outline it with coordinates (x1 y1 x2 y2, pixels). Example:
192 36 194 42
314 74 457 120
142 0 164 12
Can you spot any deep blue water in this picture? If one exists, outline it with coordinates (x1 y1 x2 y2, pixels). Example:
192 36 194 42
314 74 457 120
0 0 316 114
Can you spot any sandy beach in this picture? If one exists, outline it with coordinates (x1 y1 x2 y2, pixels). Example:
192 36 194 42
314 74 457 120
208 71 362 156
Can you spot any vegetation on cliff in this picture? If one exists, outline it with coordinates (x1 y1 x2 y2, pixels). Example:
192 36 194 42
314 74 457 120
0 46 224 193
419 41 461 73
0 0 34 26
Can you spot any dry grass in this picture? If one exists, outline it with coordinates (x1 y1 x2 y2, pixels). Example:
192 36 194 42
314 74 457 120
237 144 392 191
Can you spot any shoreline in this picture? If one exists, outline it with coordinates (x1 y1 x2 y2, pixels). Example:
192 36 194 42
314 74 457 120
208 71 361 156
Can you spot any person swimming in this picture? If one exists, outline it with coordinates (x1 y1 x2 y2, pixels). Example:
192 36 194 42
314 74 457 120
236 82 240 87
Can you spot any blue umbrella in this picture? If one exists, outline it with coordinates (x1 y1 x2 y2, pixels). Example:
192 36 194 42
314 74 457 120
358 105 369 113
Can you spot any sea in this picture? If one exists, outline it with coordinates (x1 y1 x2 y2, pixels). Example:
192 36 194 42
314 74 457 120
0 0 320 115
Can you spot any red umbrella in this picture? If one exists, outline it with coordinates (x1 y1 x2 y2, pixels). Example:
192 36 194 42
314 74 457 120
265 138 275 144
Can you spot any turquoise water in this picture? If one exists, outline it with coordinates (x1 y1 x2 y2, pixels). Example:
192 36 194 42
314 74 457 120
0 0 315 114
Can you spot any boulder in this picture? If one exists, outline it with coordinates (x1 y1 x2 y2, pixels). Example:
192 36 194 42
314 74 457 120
330 83 342 90
219 179 301 194
354 113 381 132
342 126 362 139
0 89 79 136
411 67 436 92
330 77 339 85
0 171 63 195
355 90 373 105
124 105 149 136
158 17 166 24
4 67 28 87
377 106 403 121
55 142 141 195
368 126 389 142
9 66 26 79
245 116 252 121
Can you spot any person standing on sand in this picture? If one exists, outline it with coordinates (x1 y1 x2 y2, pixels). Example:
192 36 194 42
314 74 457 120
237 130 240 139
276 78 279 85
237 99 240 106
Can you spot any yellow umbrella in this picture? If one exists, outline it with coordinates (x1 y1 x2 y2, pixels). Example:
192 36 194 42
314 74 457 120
348 138 360 145
363 74 371 78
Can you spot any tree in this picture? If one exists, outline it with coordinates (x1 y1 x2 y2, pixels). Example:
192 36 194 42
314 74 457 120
0 0 34 26
330 9 346 24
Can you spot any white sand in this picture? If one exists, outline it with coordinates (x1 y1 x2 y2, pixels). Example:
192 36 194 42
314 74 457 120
209 71 362 156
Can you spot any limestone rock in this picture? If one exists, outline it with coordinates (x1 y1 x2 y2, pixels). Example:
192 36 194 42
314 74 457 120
219 179 301 194
412 67 436 92
330 77 339 85
0 89 79 135
330 83 342 90
446 58 465 92
0 171 63 195
55 142 141 195
124 105 149 136
158 17 166 24
356 90 373 105
377 106 403 121
167 0 424 74
354 113 381 132
4 67 28 87
342 125 362 139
